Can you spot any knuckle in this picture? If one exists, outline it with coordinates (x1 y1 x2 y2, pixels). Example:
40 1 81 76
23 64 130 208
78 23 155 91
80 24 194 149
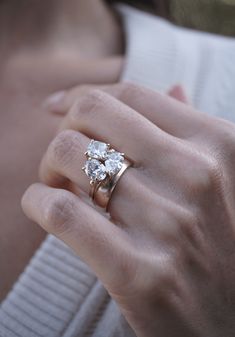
48 130 80 167
216 119 235 155
115 82 142 101
149 203 190 243
43 191 75 235
191 155 223 194
70 89 105 121
177 208 198 240
151 255 179 303
133 252 178 303
160 205 197 246
202 157 223 191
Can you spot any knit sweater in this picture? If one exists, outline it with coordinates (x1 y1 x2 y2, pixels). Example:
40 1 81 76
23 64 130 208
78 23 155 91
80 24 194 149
1 4 235 337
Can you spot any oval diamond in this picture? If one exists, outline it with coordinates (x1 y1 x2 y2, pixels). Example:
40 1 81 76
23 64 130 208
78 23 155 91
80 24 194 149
105 152 124 175
84 159 107 181
87 140 108 159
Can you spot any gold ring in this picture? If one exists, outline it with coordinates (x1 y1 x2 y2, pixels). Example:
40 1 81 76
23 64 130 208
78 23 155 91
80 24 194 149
82 140 132 211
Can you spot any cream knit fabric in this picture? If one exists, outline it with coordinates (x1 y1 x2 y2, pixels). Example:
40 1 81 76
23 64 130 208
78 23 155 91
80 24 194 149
1 4 235 337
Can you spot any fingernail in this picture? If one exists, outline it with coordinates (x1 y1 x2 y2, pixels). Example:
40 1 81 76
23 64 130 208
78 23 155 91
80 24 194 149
168 85 189 104
43 90 66 113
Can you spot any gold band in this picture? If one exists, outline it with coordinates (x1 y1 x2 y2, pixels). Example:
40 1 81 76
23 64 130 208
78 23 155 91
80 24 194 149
83 140 132 211
92 158 131 210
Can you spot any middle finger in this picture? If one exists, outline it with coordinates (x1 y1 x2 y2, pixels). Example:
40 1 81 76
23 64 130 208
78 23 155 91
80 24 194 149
60 89 170 163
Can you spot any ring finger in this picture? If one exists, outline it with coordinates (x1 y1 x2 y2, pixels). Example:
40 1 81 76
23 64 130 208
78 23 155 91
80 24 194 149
39 129 145 224
39 129 185 238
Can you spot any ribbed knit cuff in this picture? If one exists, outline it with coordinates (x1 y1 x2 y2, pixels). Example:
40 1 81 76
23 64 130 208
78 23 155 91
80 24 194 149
0 234 135 337
0 235 100 337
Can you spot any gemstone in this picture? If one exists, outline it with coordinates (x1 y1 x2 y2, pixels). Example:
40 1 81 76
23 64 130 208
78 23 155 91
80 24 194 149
84 159 107 181
105 152 124 175
87 140 108 159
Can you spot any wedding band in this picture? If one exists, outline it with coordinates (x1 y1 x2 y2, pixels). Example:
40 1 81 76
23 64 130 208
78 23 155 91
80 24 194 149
92 158 131 209
82 140 132 210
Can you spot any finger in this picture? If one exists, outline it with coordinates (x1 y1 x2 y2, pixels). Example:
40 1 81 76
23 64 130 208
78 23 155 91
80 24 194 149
39 129 146 223
54 83 209 139
21 183 134 288
39 135 198 252
43 85 106 115
103 83 208 139
60 89 169 163
39 130 90 192
44 83 190 116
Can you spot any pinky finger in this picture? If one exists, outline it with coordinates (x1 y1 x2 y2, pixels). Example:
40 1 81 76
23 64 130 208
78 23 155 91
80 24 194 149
21 183 134 289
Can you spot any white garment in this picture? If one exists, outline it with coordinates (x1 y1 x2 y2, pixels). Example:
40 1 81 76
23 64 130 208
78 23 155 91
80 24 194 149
120 5 235 121
1 4 235 337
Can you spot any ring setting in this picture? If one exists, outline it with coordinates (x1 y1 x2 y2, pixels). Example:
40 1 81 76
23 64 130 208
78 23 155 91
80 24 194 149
83 140 125 184
82 140 131 210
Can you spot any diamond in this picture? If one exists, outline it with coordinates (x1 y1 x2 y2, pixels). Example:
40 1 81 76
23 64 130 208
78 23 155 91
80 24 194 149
105 152 124 175
84 159 107 181
87 140 108 159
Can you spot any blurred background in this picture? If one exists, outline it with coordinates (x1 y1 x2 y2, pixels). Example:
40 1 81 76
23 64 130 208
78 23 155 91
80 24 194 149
108 0 235 36
1 0 235 54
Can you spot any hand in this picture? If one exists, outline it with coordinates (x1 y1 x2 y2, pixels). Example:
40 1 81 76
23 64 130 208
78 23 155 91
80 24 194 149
22 83 235 337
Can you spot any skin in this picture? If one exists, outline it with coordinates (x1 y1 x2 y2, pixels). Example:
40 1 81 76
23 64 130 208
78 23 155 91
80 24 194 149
0 0 123 301
22 83 235 337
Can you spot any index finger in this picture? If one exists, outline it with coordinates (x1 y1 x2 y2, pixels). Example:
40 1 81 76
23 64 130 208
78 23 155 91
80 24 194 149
45 83 209 139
